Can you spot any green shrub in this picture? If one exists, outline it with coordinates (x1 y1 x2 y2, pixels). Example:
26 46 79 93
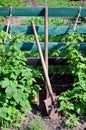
58 31 86 128
0 31 41 128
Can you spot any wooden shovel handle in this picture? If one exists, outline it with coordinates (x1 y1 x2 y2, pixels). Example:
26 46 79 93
31 21 53 95
45 6 48 70
45 6 49 98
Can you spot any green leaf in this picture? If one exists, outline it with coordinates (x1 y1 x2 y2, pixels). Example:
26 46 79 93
10 73 17 80
1 78 10 88
13 92 22 103
0 107 7 118
76 108 81 114
5 81 17 98
83 94 86 102
27 80 33 86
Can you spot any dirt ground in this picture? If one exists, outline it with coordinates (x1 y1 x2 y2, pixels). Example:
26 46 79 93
19 107 86 130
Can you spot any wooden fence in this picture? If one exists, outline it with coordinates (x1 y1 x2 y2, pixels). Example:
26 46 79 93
0 7 86 94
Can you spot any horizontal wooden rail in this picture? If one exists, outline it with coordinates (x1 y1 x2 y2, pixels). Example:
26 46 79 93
1 25 86 35
26 57 68 66
6 42 86 51
36 73 73 84
49 73 73 82
0 7 86 17
37 73 73 94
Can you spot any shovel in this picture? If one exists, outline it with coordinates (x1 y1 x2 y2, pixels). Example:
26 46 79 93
31 21 58 120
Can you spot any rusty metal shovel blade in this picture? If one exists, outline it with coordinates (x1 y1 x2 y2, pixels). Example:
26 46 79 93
44 95 58 120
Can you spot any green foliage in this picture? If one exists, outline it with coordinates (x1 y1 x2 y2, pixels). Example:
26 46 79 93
22 17 68 26
0 31 41 128
22 16 86 45
22 16 70 44
0 0 85 7
28 115 42 130
36 0 85 7
65 114 80 128
0 0 25 6
0 17 5 26
58 31 86 128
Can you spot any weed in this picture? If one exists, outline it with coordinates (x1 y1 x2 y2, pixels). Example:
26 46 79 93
28 115 42 130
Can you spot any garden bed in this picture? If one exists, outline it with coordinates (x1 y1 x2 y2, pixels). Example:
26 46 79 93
19 107 86 130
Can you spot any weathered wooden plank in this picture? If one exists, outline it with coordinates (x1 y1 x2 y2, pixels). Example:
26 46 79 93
0 7 86 17
11 26 86 35
10 42 86 51
5 42 86 52
0 7 44 16
36 73 73 84
0 7 9 16
40 82 73 95
0 26 86 35
49 73 73 81
12 7 45 16
48 7 86 17
26 57 68 66
37 73 73 93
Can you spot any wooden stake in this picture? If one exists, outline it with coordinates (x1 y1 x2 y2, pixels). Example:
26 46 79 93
4 6 12 44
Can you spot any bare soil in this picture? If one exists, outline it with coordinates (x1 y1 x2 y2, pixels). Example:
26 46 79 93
19 107 86 130
19 87 86 130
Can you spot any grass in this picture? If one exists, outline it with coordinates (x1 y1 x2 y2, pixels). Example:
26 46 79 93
0 0 25 6
36 0 86 7
0 0 86 7
27 115 42 130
